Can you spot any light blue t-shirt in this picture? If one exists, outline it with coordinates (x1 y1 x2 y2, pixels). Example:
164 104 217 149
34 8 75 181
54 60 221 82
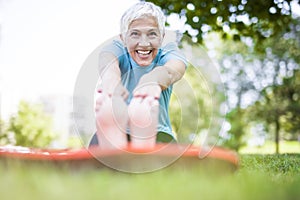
101 40 187 138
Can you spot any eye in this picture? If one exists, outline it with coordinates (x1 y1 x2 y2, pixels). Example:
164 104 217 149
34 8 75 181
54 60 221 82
130 31 139 37
149 31 158 36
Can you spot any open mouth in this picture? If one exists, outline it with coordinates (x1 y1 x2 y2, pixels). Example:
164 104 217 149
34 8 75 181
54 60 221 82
136 50 152 55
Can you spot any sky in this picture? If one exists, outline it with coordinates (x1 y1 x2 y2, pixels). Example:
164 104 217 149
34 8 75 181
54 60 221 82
0 0 139 118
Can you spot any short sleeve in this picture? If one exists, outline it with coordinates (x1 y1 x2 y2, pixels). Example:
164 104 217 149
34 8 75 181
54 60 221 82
100 40 125 58
159 42 188 67
99 40 132 74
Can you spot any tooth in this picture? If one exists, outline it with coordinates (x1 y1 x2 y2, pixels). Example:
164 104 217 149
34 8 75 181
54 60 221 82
137 50 151 54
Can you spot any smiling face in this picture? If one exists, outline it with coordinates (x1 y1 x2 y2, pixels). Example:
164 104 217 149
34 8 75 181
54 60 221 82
122 16 163 67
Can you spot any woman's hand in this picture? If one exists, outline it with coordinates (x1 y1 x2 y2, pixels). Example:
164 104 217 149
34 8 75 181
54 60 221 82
97 82 129 100
133 82 162 100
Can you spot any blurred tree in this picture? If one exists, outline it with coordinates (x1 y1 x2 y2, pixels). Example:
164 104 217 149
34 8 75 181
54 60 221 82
8 101 56 148
146 0 300 150
248 18 300 153
249 70 300 153
207 17 300 151
145 0 297 48
281 70 300 136
205 34 259 150
170 65 215 143
0 119 9 145
222 108 248 150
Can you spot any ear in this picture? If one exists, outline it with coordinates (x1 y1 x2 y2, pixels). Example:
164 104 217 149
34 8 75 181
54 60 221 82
120 34 125 45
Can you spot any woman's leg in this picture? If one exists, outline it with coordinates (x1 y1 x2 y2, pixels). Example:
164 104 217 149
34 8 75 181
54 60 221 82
128 96 159 149
95 94 128 149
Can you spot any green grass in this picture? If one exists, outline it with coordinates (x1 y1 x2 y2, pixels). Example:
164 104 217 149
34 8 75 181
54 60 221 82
239 141 300 154
1 154 300 200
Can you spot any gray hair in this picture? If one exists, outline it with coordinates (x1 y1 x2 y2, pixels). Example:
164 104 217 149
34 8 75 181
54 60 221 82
120 2 166 38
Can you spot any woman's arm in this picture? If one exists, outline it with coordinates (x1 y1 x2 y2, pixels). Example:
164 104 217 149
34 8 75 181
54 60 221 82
134 59 186 98
98 52 129 99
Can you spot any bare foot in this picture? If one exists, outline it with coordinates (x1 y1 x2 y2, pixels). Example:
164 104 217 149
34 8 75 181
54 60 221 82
128 96 159 149
95 93 128 149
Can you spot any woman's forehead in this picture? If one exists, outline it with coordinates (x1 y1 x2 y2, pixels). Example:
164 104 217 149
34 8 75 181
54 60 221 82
128 17 159 30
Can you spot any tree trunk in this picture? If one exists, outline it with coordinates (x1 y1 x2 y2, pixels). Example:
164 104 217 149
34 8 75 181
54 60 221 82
275 118 280 154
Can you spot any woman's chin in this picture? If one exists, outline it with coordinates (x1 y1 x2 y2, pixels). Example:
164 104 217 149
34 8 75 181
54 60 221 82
135 59 153 67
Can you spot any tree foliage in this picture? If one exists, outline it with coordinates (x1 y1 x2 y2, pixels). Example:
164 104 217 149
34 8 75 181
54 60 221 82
145 0 300 151
222 108 248 150
146 0 297 48
8 101 56 148
249 69 300 153
0 119 9 145
205 16 299 151
248 18 300 153
170 65 216 142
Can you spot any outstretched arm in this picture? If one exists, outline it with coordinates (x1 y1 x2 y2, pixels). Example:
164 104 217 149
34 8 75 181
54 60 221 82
95 52 129 149
98 52 129 99
133 59 186 98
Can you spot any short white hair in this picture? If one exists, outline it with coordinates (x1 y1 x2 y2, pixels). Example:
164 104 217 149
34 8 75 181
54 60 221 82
120 2 166 38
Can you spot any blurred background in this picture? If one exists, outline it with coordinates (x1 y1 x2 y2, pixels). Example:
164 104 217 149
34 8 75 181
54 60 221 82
0 0 299 154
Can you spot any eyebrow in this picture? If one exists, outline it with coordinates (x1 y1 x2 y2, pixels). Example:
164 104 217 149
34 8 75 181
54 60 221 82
129 28 159 32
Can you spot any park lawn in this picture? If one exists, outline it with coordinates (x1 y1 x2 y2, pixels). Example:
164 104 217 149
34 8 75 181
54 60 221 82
0 154 300 200
239 141 300 154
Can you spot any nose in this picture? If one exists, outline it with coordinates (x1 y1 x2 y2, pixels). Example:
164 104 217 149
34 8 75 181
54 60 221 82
138 35 150 46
